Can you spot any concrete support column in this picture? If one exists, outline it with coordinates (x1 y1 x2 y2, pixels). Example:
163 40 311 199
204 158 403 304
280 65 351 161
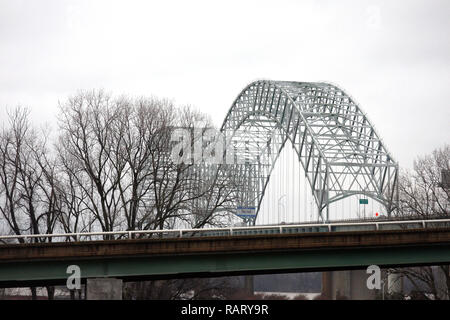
321 272 332 299
331 270 351 299
387 272 403 296
86 278 123 300
244 275 254 295
349 269 377 300
327 270 377 300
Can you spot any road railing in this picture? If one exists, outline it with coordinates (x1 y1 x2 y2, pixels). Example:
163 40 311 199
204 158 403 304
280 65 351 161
1 218 450 244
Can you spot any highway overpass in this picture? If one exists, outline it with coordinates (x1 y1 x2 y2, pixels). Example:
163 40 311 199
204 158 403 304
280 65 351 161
1 219 450 288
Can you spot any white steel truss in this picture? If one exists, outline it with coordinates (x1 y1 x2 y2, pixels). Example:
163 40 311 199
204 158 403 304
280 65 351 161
219 80 399 222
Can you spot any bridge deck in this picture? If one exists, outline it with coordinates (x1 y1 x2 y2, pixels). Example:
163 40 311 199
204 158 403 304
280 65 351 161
1 226 450 288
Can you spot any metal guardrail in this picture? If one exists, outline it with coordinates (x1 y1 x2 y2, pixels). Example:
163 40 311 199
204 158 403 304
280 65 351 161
1 218 450 244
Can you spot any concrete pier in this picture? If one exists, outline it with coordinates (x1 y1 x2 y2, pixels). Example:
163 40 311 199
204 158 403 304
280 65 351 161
323 270 378 300
86 278 123 300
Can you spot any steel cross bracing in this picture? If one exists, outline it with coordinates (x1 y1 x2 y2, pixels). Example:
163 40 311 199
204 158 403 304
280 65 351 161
218 80 399 222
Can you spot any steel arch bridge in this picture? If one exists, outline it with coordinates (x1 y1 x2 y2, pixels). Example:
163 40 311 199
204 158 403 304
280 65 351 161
219 80 398 223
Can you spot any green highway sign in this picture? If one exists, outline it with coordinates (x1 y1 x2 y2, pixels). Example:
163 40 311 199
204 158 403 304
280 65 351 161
359 199 369 205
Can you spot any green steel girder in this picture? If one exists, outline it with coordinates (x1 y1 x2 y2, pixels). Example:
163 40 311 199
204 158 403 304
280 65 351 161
1 245 450 288
1 237 450 288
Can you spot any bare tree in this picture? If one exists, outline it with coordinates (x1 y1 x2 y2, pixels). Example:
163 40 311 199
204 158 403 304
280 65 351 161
0 107 60 240
0 108 26 241
0 107 61 299
57 91 128 235
398 145 449 218
56 91 236 236
123 277 236 300
146 106 240 230
394 145 450 299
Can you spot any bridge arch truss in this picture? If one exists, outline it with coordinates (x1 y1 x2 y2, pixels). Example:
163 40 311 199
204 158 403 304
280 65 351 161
220 80 399 222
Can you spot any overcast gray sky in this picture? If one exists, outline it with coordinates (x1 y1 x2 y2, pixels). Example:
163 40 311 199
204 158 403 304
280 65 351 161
0 0 449 168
